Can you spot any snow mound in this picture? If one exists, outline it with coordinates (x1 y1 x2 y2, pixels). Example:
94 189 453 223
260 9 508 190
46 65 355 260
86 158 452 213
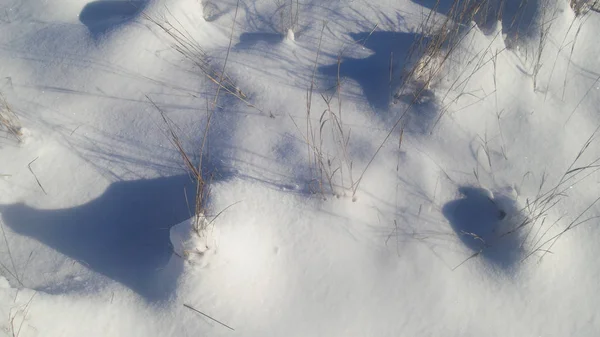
170 214 219 266
286 29 295 42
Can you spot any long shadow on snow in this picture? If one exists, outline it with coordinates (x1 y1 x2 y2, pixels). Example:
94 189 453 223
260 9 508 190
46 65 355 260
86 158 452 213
80 0 147 38
0 171 228 301
320 31 419 112
442 186 523 269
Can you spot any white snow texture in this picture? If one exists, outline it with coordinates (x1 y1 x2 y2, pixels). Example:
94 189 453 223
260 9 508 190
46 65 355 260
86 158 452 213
1 0 600 336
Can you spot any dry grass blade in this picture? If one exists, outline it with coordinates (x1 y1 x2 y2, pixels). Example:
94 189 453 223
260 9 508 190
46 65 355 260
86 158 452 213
9 291 36 337
184 303 235 331
214 0 241 104
27 158 47 195
149 96 199 178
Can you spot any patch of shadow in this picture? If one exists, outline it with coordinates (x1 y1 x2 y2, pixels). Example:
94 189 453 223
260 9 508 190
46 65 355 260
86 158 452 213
272 132 299 162
320 31 420 112
411 0 540 40
0 173 229 301
80 0 147 37
443 186 523 268
236 32 284 49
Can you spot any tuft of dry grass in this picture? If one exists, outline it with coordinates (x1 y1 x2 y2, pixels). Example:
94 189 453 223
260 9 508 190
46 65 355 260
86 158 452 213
294 0 510 200
144 10 249 104
571 0 600 16
273 0 301 35
144 6 269 117
146 1 244 236
290 22 358 200
148 96 212 235
517 125 600 262
0 93 22 141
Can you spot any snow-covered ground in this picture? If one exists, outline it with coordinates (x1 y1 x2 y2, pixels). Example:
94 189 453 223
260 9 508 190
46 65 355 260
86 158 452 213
1 0 600 335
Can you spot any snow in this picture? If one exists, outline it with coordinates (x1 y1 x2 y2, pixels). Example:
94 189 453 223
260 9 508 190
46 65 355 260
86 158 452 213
170 215 219 266
286 28 295 42
1 0 600 335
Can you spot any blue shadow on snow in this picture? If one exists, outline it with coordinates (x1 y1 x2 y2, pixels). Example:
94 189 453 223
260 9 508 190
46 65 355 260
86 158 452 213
320 31 419 112
236 32 284 49
442 186 522 268
410 0 539 38
0 174 197 301
80 0 147 37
